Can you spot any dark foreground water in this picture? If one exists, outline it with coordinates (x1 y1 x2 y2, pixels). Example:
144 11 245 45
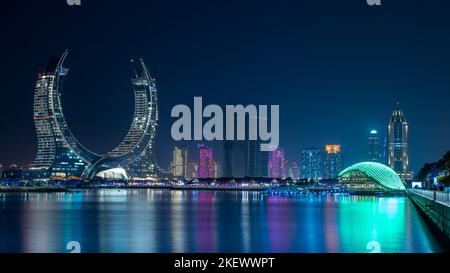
0 189 444 253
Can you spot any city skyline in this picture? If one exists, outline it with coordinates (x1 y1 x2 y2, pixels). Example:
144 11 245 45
2 1 450 174
0 66 420 181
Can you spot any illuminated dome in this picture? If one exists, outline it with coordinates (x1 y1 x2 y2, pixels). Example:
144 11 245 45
96 168 129 180
338 162 405 191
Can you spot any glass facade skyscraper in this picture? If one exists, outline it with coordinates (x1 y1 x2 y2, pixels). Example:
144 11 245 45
387 103 413 180
246 140 269 177
31 50 160 179
323 144 343 179
368 130 381 163
301 148 322 180
223 140 247 178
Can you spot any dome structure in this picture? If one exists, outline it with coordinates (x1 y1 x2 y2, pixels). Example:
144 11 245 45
338 162 405 191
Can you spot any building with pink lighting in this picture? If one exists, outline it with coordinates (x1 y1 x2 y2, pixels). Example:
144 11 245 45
269 148 285 178
197 144 215 178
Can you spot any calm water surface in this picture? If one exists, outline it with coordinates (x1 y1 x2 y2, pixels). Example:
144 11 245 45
0 189 444 253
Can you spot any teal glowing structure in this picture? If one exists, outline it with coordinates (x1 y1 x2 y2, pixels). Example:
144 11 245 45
338 162 405 192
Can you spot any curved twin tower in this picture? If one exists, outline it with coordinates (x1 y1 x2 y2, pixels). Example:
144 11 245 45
32 50 160 180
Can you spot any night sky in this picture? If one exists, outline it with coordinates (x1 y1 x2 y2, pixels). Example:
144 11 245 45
1 0 450 173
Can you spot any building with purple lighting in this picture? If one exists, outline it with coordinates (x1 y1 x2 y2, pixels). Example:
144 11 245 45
269 148 285 178
197 144 215 178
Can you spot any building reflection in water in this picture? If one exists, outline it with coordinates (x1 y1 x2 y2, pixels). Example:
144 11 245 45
0 190 444 253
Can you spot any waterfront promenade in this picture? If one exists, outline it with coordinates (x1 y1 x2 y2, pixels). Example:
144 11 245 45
408 189 450 243
409 189 450 206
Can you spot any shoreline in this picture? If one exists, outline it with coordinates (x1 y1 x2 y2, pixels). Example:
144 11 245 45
0 187 69 193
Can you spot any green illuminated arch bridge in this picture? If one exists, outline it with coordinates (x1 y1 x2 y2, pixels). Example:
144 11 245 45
338 162 406 191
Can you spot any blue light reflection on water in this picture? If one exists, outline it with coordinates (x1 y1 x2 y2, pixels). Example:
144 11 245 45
0 189 444 253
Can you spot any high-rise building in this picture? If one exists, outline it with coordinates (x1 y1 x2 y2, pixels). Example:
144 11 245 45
286 160 300 179
213 161 221 178
246 140 269 177
197 144 215 178
171 147 188 178
323 144 343 179
387 103 413 180
269 148 285 178
368 130 381 163
301 148 322 180
186 161 198 179
31 51 160 179
223 140 246 177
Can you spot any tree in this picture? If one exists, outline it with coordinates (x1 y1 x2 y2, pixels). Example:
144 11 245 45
416 163 433 181
438 175 450 187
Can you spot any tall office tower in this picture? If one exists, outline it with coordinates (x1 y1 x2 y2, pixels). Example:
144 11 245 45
387 103 413 180
171 147 188 178
269 148 286 178
323 145 343 179
301 148 323 180
197 144 215 178
223 140 247 177
368 130 381 163
286 160 300 179
246 140 269 177
381 130 388 165
186 161 198 179
213 161 221 178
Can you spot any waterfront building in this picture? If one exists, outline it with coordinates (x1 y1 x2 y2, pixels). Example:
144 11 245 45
223 140 246 177
186 161 198 179
323 144 343 179
301 148 322 180
286 160 300 179
213 160 221 178
197 144 215 178
171 146 188 178
368 130 381 163
247 140 269 177
387 103 413 180
31 50 160 180
269 148 285 178
338 162 405 192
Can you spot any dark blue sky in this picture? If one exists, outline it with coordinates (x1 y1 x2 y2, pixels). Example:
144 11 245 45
1 0 450 172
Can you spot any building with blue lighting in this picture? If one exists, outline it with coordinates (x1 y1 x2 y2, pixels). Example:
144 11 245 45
301 148 322 180
31 50 160 180
368 130 381 163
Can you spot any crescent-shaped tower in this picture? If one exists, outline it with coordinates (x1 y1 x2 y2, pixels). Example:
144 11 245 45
31 50 160 180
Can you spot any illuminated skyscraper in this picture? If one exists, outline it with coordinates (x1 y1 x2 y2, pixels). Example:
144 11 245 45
213 161 221 178
301 148 322 180
269 148 285 178
31 51 160 179
186 161 198 179
171 146 188 178
197 144 214 178
323 144 343 179
387 103 413 180
32 53 88 178
368 130 381 163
